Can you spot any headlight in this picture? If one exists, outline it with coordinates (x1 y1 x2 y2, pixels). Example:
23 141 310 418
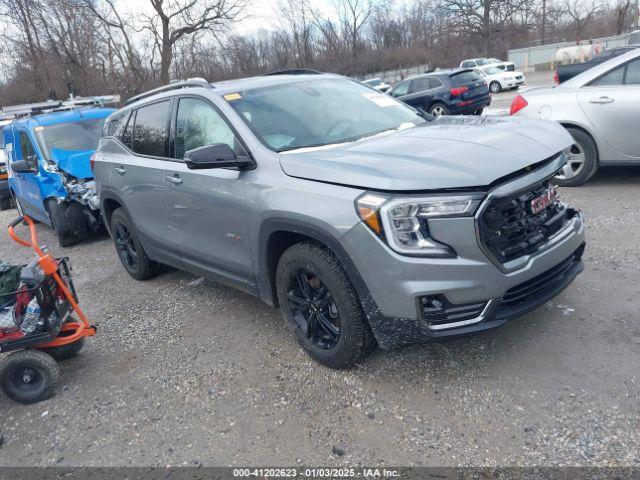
356 192 484 257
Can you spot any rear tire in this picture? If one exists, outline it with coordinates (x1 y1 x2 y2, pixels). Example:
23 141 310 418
554 127 599 187
275 242 375 369
428 103 449 116
110 207 160 280
40 338 85 361
46 199 78 247
0 350 60 404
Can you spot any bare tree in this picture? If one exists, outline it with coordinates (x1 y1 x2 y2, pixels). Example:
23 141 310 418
561 0 601 43
143 0 248 84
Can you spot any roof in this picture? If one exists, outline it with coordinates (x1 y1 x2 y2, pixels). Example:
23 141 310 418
12 107 115 129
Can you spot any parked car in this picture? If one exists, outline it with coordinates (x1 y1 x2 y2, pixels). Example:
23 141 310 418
95 73 585 368
554 45 640 84
485 57 517 72
460 58 515 72
363 77 391 92
511 48 640 186
476 66 525 93
388 69 490 116
3 97 118 245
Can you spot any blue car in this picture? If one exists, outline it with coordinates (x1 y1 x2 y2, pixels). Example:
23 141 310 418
3 98 117 246
388 69 491 116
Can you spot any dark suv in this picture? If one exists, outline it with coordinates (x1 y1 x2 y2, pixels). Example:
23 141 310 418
94 73 585 368
388 69 491 116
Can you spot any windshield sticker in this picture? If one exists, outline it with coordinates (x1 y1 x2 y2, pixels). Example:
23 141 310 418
362 92 397 107
224 93 242 101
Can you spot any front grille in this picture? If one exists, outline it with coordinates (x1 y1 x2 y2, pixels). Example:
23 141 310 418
418 295 488 329
479 181 569 264
501 245 584 308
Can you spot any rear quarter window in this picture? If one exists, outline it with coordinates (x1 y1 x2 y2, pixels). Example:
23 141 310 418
450 71 482 87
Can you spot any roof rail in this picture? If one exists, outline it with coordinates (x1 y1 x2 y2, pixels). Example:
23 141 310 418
125 78 211 106
0 95 121 121
264 69 323 76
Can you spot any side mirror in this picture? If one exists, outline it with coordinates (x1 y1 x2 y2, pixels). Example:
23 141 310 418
11 159 36 173
184 143 253 170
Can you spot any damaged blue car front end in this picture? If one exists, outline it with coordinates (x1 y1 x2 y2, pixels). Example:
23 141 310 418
6 107 115 243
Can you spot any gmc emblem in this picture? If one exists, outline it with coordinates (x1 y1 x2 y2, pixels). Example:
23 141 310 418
529 186 559 215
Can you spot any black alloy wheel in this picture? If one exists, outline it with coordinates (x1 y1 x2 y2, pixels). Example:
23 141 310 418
115 222 138 271
285 269 341 350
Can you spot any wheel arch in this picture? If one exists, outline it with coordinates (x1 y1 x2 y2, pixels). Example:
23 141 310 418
559 122 600 163
257 219 374 313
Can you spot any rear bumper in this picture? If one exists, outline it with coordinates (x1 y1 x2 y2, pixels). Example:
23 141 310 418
450 95 491 114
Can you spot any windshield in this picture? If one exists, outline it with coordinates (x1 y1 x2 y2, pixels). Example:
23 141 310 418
35 117 106 159
226 78 423 152
485 67 503 74
476 59 491 66
364 78 381 86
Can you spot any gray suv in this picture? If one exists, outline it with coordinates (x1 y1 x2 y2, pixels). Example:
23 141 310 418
94 73 586 368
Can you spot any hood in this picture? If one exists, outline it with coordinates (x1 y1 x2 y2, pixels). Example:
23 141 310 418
50 148 94 180
279 116 572 191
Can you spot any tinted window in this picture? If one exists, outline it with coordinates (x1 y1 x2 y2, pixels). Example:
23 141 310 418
132 100 170 157
391 81 410 97
450 71 482 87
430 77 443 88
461 61 475 68
411 77 431 93
591 65 625 86
175 98 241 159
625 59 640 84
105 112 130 138
19 132 37 169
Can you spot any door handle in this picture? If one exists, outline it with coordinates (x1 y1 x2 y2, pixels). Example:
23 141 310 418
166 174 183 184
589 96 614 104
114 166 126 175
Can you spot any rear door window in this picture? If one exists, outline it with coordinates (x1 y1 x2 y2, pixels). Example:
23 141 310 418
131 100 171 157
429 77 443 88
410 77 431 93
450 71 482 87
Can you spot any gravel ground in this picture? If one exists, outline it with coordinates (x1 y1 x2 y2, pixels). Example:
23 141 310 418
1 68 639 467
1 167 639 467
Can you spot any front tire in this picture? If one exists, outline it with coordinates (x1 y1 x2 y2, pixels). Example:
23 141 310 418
0 350 60 404
489 81 502 93
46 199 78 247
276 242 375 369
554 127 599 187
0 197 12 210
110 208 160 280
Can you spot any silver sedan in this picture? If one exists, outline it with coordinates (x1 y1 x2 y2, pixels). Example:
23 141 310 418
511 48 640 186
